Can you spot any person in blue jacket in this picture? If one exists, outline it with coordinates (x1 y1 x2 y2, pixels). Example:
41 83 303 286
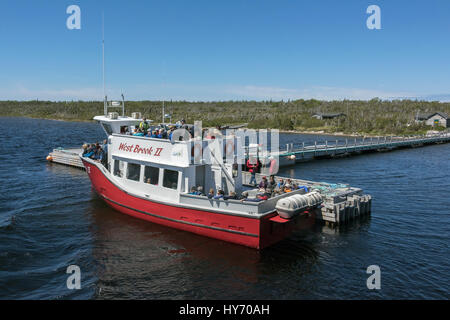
213 190 225 199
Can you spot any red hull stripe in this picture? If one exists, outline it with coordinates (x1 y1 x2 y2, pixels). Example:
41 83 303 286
100 194 259 238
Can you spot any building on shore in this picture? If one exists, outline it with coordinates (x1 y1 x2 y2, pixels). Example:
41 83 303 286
415 112 449 128
312 112 346 120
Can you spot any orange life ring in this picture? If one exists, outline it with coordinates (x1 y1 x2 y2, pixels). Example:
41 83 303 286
46 155 53 161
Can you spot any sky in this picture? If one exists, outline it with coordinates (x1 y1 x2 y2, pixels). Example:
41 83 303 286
1 0 450 101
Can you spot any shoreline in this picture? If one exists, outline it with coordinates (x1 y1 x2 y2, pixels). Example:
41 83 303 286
277 129 365 137
0 115 432 137
0 115 96 123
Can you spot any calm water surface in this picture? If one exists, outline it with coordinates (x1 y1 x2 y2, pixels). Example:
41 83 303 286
0 117 448 299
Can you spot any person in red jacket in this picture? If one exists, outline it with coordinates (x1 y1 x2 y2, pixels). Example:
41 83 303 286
247 156 259 186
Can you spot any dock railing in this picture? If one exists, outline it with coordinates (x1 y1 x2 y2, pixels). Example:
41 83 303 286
276 131 450 158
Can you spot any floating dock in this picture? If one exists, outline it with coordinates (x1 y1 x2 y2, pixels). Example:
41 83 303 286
47 147 84 169
242 172 371 226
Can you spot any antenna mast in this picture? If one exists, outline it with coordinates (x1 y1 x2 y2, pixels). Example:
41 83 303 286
162 61 166 124
102 12 106 115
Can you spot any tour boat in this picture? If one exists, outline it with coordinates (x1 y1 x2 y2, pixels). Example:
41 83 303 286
81 103 324 249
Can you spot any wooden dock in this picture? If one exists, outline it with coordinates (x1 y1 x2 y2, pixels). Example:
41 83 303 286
47 147 84 169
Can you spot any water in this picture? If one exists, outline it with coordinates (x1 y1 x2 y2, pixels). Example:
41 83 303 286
0 117 449 299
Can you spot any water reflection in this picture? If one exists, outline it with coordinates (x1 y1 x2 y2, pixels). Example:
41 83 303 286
88 194 325 299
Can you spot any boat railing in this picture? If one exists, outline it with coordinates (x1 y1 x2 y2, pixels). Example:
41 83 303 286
104 95 125 117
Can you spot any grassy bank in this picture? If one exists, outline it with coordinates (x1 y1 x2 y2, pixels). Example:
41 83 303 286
1 99 449 136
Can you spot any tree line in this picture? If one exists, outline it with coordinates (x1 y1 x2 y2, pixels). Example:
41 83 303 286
0 98 448 135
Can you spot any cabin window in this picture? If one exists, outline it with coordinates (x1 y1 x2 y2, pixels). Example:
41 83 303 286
120 126 129 134
126 163 141 181
163 169 179 190
102 123 113 135
144 166 159 185
113 160 124 177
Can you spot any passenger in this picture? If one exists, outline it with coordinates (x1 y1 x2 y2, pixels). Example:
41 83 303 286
268 156 278 176
133 128 144 136
139 118 150 132
120 126 127 134
285 179 293 189
256 158 262 173
273 187 283 196
92 146 103 161
239 191 249 200
240 189 269 202
83 144 95 158
151 130 160 138
176 119 187 129
188 186 198 195
283 185 292 193
241 195 263 202
267 175 276 190
260 189 271 200
213 189 225 199
276 178 285 189
101 139 108 167
160 128 167 139
246 156 259 186
101 140 108 153
168 126 175 140
196 186 205 196
258 176 268 189
207 188 215 199
82 144 89 156
224 191 237 200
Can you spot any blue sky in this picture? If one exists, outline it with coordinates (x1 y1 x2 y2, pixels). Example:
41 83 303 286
1 0 450 101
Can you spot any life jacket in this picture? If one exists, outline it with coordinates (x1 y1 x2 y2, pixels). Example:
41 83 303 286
257 194 269 200
139 121 149 132
246 159 259 173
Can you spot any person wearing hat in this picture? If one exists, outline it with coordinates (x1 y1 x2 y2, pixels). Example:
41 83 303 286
180 119 189 130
